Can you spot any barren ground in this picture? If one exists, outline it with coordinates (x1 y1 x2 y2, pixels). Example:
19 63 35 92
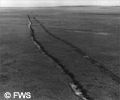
0 7 120 100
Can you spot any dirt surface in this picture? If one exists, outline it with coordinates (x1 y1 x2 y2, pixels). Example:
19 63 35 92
0 10 78 100
0 7 120 100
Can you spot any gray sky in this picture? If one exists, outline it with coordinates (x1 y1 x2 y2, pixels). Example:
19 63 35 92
1 0 120 7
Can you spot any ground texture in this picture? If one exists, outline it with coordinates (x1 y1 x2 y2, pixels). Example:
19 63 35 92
0 7 120 100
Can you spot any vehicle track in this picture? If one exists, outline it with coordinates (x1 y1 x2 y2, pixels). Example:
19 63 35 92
32 16 120 84
27 15 93 100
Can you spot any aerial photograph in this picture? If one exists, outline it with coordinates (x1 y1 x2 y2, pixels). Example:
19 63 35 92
0 0 120 100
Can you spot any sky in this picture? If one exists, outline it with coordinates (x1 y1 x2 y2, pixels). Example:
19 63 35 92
1 0 120 7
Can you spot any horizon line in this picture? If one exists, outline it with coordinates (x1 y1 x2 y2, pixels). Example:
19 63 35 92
0 5 120 8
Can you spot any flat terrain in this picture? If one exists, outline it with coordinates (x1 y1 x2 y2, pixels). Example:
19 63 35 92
0 7 120 100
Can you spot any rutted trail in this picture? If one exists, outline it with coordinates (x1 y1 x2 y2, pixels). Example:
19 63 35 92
27 15 120 100
27 15 93 100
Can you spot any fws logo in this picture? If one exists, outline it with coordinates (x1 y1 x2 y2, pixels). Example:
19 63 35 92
4 92 31 99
